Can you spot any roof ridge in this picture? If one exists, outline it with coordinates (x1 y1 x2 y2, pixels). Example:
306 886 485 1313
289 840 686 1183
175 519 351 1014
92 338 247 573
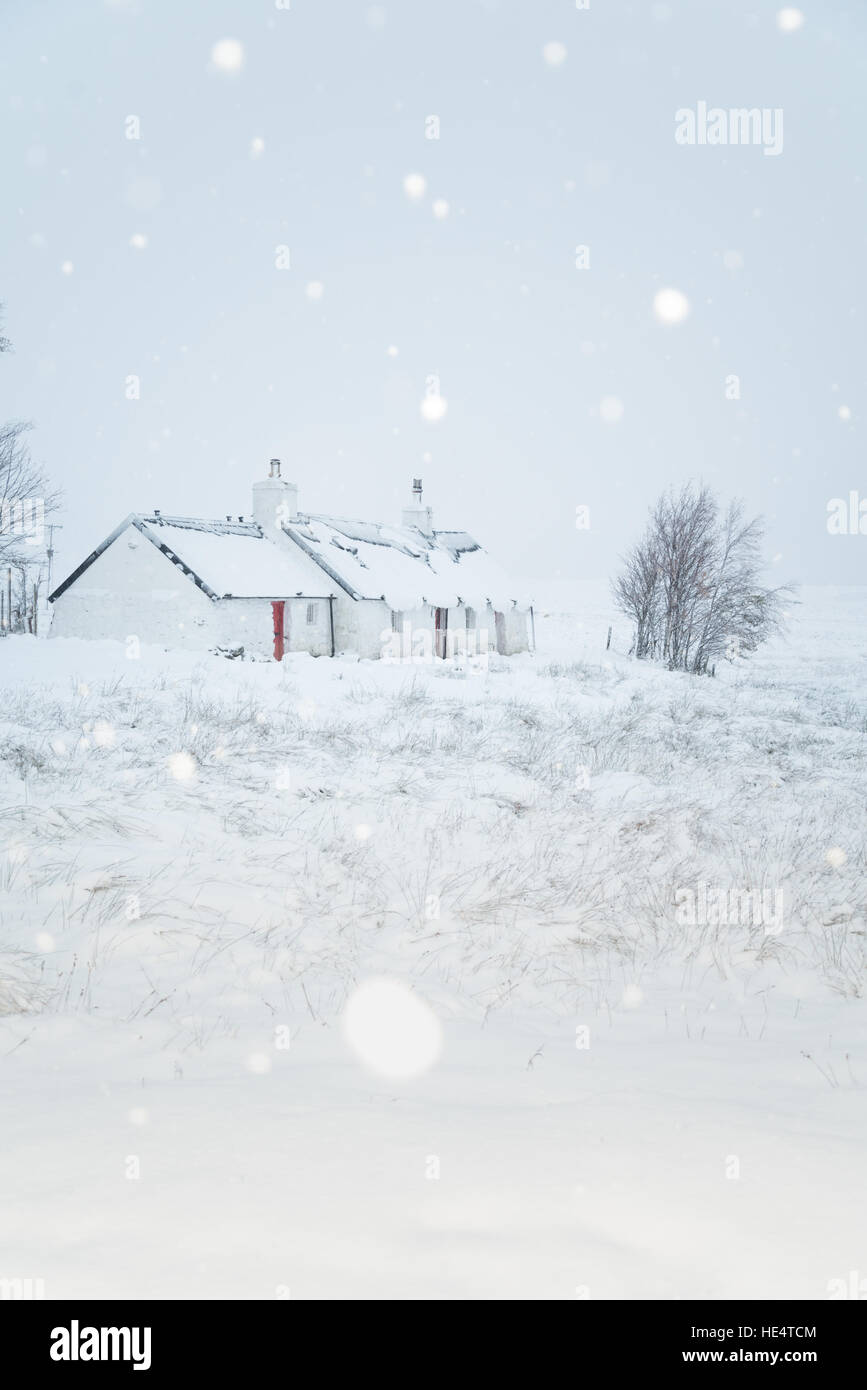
138 514 261 536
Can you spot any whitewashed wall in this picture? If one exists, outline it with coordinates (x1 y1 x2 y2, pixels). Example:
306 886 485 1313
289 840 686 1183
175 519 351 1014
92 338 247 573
49 528 221 649
283 597 332 657
495 605 531 655
330 594 390 658
348 599 530 662
48 530 333 660
210 599 273 659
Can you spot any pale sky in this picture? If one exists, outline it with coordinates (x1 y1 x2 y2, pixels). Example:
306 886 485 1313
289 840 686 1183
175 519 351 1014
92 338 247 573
1 0 865 587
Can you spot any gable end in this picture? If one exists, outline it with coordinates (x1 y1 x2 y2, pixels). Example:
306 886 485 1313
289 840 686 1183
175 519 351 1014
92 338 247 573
49 516 221 604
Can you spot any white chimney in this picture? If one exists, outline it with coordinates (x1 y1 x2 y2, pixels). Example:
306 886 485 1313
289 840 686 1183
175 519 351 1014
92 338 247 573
401 476 434 535
253 458 298 531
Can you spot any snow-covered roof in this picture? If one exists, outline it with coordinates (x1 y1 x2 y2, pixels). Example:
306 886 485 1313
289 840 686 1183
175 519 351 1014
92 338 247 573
49 514 330 604
285 514 528 610
50 509 529 611
136 516 328 598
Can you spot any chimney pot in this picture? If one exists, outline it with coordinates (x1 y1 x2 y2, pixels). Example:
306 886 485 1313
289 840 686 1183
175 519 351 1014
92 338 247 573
269 458 281 479
402 478 433 535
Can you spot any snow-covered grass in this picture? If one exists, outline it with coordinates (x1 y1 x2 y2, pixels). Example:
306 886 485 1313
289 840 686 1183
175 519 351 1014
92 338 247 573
0 584 865 1298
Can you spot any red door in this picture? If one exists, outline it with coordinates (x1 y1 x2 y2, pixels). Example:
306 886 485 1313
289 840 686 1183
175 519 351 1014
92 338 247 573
434 606 448 659
272 601 285 661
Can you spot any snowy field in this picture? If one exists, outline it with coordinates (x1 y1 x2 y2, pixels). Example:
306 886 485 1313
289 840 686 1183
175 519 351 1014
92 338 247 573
1 583 866 1300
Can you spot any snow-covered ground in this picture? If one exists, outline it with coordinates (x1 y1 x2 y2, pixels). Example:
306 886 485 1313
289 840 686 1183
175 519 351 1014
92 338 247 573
1 584 865 1299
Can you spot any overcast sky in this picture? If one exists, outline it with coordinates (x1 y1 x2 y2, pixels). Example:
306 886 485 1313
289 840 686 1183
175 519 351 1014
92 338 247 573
1 0 865 587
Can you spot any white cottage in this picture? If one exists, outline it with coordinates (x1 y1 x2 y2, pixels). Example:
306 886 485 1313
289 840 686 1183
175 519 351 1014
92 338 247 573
48 464 533 661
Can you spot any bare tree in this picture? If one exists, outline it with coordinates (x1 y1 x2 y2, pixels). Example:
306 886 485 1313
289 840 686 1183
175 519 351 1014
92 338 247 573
0 305 61 633
612 523 662 661
614 484 794 674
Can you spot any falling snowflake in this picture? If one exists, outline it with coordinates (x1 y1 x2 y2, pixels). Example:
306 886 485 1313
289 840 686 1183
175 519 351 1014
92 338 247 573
621 984 644 1009
35 932 55 952
776 8 805 32
599 395 624 424
838 405 851 421
542 41 567 67
128 1107 149 1126
129 233 148 250
246 1052 272 1075
432 199 450 220
826 847 847 868
92 722 116 748
403 172 427 201
250 137 265 159
653 287 690 325
386 344 399 357
420 394 448 422
722 250 744 271
354 823 373 841
305 281 324 300
211 38 244 73
343 979 442 1079
167 751 196 782
61 261 74 275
